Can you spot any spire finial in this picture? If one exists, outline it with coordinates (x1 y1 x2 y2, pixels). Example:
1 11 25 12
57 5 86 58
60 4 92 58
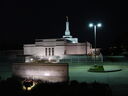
66 16 68 22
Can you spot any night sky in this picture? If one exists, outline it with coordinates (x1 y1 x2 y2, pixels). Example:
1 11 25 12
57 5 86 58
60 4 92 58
2 0 127 50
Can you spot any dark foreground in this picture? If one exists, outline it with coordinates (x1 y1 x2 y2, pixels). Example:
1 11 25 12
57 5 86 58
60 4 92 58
0 77 112 96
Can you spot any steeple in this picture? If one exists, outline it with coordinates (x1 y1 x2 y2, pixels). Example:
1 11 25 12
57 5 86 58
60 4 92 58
63 16 72 38
62 16 78 43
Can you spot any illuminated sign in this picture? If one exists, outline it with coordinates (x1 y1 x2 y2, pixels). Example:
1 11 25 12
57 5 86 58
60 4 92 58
12 63 68 82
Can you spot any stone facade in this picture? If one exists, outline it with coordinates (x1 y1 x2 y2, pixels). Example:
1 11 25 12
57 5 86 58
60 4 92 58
24 38 93 62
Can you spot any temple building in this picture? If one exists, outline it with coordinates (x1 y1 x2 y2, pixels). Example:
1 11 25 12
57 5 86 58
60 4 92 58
24 17 102 63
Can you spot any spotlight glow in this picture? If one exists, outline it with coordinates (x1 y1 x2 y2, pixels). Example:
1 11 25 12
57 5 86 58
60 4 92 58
97 23 102 27
30 58 33 61
89 23 94 28
22 81 36 91
44 72 50 76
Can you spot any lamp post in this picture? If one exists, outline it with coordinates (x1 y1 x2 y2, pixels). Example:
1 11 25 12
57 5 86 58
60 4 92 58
89 23 102 64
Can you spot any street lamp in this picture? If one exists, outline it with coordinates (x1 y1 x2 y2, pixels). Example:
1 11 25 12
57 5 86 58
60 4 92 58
89 23 102 64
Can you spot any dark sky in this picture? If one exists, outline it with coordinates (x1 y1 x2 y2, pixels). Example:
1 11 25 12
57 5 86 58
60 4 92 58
1 0 127 50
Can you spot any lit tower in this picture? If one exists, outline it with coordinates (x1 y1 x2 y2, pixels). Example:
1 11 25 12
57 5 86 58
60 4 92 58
63 16 78 43
63 16 72 38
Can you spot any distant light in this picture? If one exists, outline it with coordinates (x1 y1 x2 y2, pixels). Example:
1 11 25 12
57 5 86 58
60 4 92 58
30 58 33 61
72 41 76 43
89 23 94 28
97 23 102 27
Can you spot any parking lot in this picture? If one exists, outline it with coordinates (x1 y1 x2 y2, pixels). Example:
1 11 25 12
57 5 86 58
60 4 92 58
69 62 128 96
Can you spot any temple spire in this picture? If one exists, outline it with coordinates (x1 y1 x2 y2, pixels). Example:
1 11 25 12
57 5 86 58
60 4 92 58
63 16 72 38
66 16 68 22
62 16 78 43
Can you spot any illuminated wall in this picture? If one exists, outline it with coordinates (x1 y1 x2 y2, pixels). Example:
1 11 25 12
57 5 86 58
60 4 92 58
24 45 45 56
12 63 68 82
54 46 65 56
66 43 86 54
24 40 92 56
23 38 95 63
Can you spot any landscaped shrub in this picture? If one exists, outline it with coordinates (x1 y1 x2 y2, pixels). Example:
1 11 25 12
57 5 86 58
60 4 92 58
88 65 104 72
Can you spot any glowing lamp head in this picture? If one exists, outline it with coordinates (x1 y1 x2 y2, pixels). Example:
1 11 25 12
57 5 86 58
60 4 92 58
89 23 94 28
97 23 102 27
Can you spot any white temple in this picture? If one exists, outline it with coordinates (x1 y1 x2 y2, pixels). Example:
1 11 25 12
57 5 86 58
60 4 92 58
24 17 101 63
